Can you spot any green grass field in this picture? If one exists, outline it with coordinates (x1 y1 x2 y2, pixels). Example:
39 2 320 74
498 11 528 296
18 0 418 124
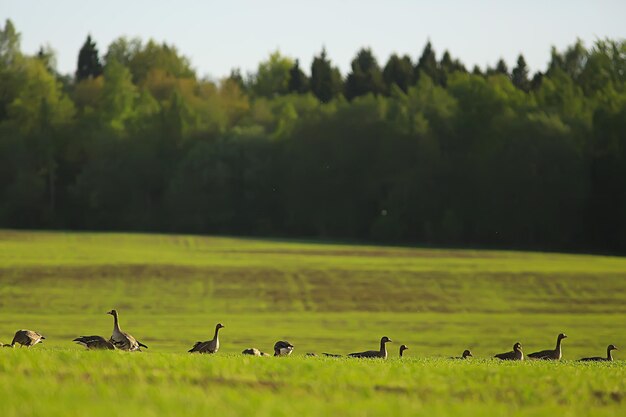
1 230 625 416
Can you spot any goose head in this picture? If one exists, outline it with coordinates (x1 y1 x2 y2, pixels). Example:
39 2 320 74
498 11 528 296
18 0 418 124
462 349 473 358
381 336 392 344
513 342 522 351
399 344 408 353
107 309 118 317
558 333 567 341
216 323 225 330
608 344 618 351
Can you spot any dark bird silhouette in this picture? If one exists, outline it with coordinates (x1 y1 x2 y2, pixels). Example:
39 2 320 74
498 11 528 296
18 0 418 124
399 344 409 357
10 330 45 348
528 333 567 360
451 349 473 359
73 335 115 350
274 341 294 356
495 342 523 361
348 336 392 359
579 345 618 362
188 323 224 354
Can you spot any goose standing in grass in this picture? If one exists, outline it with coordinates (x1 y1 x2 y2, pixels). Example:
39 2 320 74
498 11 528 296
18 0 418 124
107 309 147 351
242 348 270 357
348 336 392 359
10 330 45 348
399 344 409 357
451 349 473 359
494 342 524 361
579 345 618 362
274 341 294 356
188 323 224 354
528 333 567 360
73 335 115 350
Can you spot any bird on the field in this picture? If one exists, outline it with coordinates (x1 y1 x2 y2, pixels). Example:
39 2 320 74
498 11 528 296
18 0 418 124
451 349 473 359
494 342 523 361
10 330 45 348
188 323 224 354
322 352 343 357
73 335 115 350
399 344 409 357
242 348 270 357
348 336 392 359
274 341 294 356
107 309 147 351
579 344 618 362
528 333 567 360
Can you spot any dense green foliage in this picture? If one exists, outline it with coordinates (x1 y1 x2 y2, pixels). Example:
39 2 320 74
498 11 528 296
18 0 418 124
1 20 625 252
1 230 626 417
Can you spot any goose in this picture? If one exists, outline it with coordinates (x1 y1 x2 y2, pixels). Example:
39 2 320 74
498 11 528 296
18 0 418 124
107 309 147 351
73 335 115 350
322 352 342 357
528 333 567 360
579 345 618 362
451 349 473 359
399 344 409 357
494 342 523 360
242 348 270 357
188 323 224 354
348 336 392 359
274 341 294 356
10 330 45 347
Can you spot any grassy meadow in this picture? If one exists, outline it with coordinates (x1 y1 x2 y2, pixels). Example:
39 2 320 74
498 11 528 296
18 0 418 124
0 230 625 416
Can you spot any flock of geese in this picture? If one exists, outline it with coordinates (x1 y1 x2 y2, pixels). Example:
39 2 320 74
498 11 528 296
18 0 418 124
0 310 620 362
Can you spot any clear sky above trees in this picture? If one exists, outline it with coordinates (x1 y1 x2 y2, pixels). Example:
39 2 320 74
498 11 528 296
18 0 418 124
2 0 625 79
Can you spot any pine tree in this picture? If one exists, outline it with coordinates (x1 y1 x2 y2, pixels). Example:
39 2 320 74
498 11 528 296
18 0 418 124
414 41 438 83
495 58 509 76
382 54 413 93
310 48 342 103
287 59 309 94
344 48 385 100
76 35 103 81
512 54 530 92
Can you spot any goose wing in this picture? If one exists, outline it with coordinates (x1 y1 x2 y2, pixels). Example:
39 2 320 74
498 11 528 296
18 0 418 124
189 341 211 353
494 351 514 360
528 349 553 359
579 356 604 362
348 350 379 358
74 335 115 350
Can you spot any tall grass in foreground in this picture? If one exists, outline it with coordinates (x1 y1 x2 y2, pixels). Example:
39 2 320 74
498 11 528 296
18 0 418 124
0 349 624 417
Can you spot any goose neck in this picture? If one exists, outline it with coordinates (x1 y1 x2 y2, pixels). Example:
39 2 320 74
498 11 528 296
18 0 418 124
213 325 221 340
112 313 120 331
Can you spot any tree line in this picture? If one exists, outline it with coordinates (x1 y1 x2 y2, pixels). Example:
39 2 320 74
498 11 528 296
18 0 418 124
0 19 625 253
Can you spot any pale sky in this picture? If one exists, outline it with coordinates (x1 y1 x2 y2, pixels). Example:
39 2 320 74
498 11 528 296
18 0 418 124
2 0 625 79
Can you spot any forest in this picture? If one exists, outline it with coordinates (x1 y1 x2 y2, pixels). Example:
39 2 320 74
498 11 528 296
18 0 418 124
0 19 625 253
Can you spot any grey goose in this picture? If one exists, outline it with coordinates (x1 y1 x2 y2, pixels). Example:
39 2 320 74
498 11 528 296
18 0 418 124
242 348 270 357
274 340 294 356
494 342 523 361
73 335 115 350
528 333 567 360
579 345 618 362
451 349 473 359
348 336 392 359
10 330 45 347
188 323 224 354
399 344 409 357
107 309 147 351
